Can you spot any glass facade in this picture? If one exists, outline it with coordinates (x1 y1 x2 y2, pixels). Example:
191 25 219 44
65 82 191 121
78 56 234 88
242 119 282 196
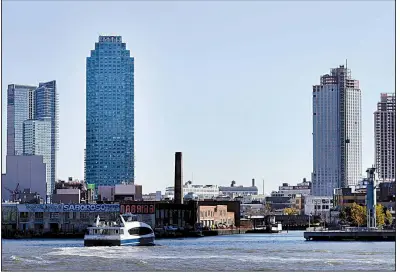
23 119 52 196
34 81 58 200
86 36 135 187
6 81 57 202
7 84 37 156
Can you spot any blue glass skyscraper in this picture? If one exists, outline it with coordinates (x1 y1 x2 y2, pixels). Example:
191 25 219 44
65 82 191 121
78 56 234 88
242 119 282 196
86 36 135 188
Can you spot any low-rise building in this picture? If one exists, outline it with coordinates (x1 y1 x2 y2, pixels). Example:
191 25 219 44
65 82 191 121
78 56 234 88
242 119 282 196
165 182 220 200
265 196 293 211
271 178 311 198
1 203 120 237
120 201 198 230
53 189 81 204
378 181 396 202
219 180 258 198
97 184 138 202
241 203 266 218
199 205 235 227
304 196 333 222
142 191 163 201
333 187 366 208
53 178 86 204
198 200 241 228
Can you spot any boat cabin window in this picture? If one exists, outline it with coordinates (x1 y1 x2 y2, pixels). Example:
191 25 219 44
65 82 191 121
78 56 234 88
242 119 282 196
90 228 122 235
128 227 153 236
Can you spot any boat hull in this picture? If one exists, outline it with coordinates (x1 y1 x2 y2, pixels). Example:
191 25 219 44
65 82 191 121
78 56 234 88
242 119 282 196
84 236 155 247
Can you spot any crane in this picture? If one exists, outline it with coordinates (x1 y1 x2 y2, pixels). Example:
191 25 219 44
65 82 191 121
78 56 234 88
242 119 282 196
5 183 21 202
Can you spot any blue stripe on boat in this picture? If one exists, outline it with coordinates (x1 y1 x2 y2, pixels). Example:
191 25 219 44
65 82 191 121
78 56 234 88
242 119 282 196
121 238 141 245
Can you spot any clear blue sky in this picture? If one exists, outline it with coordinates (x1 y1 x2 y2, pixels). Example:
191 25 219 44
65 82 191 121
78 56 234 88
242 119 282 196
1 1 395 194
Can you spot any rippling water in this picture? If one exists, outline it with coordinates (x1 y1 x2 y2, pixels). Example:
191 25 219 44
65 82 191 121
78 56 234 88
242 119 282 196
1 231 395 271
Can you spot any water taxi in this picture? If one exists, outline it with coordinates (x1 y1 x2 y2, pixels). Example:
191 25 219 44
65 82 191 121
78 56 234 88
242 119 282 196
84 213 155 246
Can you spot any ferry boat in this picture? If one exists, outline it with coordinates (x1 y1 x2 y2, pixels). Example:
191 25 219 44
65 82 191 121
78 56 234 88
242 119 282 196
84 213 155 246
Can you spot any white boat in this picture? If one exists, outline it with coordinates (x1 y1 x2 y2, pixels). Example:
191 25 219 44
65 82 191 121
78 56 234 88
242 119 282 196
84 213 155 246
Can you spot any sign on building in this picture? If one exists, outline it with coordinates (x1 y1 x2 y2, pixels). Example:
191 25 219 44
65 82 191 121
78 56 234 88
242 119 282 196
120 203 156 228
19 204 120 213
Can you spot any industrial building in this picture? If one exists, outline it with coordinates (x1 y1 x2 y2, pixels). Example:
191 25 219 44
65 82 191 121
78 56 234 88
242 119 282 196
219 180 258 198
1 203 120 238
164 183 219 201
271 178 311 197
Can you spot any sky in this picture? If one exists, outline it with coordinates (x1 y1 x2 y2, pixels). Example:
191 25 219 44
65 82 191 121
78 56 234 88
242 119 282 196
1 1 395 194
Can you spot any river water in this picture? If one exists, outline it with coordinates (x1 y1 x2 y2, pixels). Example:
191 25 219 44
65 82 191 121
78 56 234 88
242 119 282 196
1 231 395 272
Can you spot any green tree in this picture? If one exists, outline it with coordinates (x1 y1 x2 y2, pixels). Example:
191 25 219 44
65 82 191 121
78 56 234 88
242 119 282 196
339 206 352 224
350 203 366 226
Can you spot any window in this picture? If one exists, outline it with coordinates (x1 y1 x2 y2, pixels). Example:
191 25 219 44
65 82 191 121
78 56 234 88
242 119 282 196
35 212 44 219
128 227 153 236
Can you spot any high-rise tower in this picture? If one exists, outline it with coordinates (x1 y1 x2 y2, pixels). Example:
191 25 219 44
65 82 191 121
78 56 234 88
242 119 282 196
86 36 135 188
374 93 396 181
7 84 37 155
312 64 362 196
6 82 57 200
33 80 58 198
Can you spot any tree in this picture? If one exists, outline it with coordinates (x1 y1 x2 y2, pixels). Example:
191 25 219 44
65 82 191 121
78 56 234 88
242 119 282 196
264 203 271 215
283 208 299 215
339 206 350 224
385 209 393 225
376 204 386 226
350 203 366 227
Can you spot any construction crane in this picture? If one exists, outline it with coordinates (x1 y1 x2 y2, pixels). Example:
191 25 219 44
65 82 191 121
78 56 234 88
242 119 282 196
5 183 21 202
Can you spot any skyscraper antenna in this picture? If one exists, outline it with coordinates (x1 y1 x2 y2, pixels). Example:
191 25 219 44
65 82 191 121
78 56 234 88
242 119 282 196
345 59 347 69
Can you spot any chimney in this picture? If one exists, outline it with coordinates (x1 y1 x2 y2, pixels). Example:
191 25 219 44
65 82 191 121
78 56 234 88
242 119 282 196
174 152 183 204
252 178 255 187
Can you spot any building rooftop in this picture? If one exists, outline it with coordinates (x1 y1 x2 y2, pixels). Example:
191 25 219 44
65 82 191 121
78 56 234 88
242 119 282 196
219 186 258 191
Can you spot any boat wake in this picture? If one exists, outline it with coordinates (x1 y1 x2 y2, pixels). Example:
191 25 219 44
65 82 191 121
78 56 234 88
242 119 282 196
10 255 55 265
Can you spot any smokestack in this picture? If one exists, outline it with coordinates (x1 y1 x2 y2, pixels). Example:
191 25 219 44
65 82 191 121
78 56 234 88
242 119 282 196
174 152 183 204
252 178 255 187
263 179 265 195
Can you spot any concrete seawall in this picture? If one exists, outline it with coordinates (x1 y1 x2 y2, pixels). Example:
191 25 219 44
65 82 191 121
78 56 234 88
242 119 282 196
203 229 247 236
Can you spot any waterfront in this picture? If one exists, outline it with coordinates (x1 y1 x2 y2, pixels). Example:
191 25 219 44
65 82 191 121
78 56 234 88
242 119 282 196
1 231 395 272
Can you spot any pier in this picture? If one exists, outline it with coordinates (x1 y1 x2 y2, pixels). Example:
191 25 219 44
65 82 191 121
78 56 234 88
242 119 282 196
304 227 395 241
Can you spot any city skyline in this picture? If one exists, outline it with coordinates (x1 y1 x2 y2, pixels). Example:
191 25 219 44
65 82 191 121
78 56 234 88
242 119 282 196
1 1 395 194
